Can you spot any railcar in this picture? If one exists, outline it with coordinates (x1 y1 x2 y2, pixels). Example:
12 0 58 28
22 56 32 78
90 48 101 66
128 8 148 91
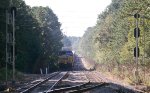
58 50 74 70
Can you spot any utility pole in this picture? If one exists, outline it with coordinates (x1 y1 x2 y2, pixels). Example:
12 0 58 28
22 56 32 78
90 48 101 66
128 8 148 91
5 0 17 86
11 6 16 84
5 9 8 86
5 7 16 85
9 0 15 84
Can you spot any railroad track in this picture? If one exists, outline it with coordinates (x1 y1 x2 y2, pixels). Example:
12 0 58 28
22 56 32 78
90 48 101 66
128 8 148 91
18 71 106 93
44 71 108 93
46 81 108 93
27 71 108 93
17 71 139 93
18 72 68 93
44 72 69 93
18 72 60 93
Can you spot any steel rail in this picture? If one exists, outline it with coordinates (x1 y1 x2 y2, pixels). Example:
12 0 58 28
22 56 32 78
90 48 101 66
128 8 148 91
47 81 90 93
68 82 108 93
45 72 69 93
20 72 60 93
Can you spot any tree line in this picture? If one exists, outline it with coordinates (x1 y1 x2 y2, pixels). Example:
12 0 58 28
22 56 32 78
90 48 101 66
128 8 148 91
78 0 150 85
0 0 63 74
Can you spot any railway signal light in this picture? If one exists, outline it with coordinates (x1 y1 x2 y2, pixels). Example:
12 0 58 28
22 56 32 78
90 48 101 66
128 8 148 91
134 13 140 18
134 13 140 84
134 47 139 57
134 28 140 38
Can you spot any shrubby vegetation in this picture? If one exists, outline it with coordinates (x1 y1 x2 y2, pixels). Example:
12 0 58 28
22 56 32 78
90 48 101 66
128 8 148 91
78 0 150 85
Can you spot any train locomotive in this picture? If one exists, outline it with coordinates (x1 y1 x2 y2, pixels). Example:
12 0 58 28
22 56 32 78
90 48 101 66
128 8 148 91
58 50 74 70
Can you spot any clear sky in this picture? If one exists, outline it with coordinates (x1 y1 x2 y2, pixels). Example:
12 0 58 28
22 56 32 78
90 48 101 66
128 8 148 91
24 0 111 37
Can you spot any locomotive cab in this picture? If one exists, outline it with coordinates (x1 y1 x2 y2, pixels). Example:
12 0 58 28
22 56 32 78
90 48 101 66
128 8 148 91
58 50 74 70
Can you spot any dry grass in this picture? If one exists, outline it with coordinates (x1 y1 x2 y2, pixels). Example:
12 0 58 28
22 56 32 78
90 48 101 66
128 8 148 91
95 63 150 92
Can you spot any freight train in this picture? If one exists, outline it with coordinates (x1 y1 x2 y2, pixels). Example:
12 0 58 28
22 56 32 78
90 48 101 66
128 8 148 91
58 50 74 70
